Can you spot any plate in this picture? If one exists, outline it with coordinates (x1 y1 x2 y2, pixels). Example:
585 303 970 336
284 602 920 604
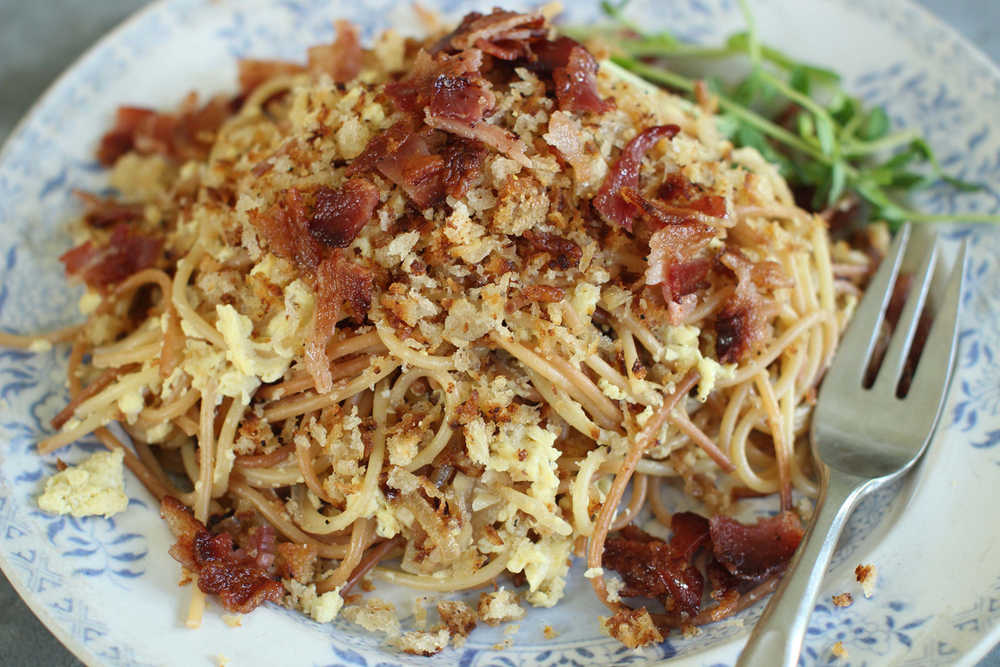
1 0 999 665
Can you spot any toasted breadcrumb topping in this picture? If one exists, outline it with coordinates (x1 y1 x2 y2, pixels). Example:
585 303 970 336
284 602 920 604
600 607 663 649
855 564 877 598
832 592 853 608
478 588 526 626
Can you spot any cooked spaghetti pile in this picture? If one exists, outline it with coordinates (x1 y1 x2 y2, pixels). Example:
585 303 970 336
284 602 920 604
7 7 875 651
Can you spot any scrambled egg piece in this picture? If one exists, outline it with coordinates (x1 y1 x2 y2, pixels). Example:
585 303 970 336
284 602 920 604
264 278 315 357
661 324 733 400
478 587 525 625
481 407 561 505
181 341 259 404
216 304 295 383
180 289 311 404
570 283 601 322
283 579 344 623
506 533 572 607
37 449 128 518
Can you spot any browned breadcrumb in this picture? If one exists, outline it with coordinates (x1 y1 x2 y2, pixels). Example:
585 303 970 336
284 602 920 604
855 563 877 598
543 625 557 639
600 607 663 649
492 638 514 650
478 588 525 626
392 628 451 656
832 641 848 659
221 613 243 627
413 597 428 630
275 542 317 583
342 598 401 637
681 623 700 638
437 600 477 639
832 592 853 608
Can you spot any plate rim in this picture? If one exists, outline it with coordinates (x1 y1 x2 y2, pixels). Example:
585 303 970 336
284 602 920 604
0 1 998 665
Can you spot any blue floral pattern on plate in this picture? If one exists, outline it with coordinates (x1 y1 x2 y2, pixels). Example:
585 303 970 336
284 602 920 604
1 0 999 665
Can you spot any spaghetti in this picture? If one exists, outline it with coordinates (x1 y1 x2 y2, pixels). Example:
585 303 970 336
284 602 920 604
5 7 875 651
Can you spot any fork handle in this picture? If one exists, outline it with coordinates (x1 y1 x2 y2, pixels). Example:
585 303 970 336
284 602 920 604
736 468 874 667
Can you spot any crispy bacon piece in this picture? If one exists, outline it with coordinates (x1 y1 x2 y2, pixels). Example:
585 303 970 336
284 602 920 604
349 121 486 208
669 511 713 562
307 19 364 84
308 178 379 248
350 121 446 208
593 125 680 231
715 309 748 365
427 72 496 125
60 224 162 289
97 94 233 166
249 524 277 570
439 11 612 114
714 249 789 363
425 112 530 168
440 9 547 58
622 186 725 229
237 59 306 96
657 172 727 218
603 521 706 616
97 107 156 166
249 188 324 271
318 252 373 325
528 35 578 73
710 511 804 583
552 45 615 114
385 49 484 114
525 34 613 112
605 511 803 623
74 191 144 228
522 229 582 271
521 284 566 303
645 220 716 324
348 120 421 176
635 172 726 323
441 138 487 199
384 48 530 167
306 253 374 394
161 497 282 614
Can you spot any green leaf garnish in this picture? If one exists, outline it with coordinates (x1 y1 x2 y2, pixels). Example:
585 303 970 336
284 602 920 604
570 0 1000 226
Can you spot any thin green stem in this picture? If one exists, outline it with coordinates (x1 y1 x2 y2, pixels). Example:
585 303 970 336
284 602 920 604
737 0 761 65
598 0 644 36
838 113 863 142
903 211 1000 224
622 43 740 59
841 130 920 157
611 56 852 173
753 67 835 132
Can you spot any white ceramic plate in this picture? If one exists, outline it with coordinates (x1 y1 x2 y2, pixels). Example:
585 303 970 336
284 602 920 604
2 0 999 665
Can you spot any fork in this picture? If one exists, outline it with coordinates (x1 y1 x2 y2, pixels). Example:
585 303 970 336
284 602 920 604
736 223 968 667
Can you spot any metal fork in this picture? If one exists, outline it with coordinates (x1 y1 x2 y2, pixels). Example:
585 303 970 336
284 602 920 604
736 223 968 667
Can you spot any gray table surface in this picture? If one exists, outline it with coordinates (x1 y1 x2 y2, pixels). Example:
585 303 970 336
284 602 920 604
1 1 998 665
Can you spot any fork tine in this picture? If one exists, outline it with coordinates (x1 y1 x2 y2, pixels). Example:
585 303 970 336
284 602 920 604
871 236 938 395
831 222 911 386
906 240 967 403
